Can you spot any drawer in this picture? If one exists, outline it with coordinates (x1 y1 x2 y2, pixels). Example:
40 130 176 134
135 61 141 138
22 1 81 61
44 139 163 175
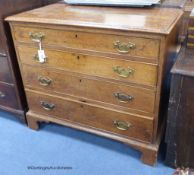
26 90 154 142
13 26 160 60
0 56 13 83
23 65 156 114
0 82 19 109
18 46 158 87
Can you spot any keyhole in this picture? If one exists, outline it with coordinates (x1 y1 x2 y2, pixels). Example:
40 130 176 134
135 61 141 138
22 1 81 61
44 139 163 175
75 34 78 38
77 56 80 60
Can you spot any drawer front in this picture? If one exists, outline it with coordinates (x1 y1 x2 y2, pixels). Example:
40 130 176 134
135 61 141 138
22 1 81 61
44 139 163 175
0 56 13 83
26 90 154 142
13 26 160 60
18 46 158 86
0 83 19 109
23 65 156 113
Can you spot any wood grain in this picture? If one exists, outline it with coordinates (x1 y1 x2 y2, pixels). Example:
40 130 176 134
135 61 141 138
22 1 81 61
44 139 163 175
165 47 194 168
17 45 158 87
22 65 156 114
26 89 154 143
13 25 160 60
6 3 183 34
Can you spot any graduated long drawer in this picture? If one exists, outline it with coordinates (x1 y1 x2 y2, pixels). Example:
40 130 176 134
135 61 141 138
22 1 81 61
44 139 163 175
17 46 158 87
13 25 160 60
26 89 154 143
22 65 156 114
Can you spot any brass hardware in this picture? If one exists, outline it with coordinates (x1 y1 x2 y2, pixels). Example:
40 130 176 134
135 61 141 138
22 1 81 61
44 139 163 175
38 76 52 86
114 41 136 54
29 32 45 42
114 92 134 103
113 120 132 131
0 91 5 98
40 101 55 111
113 66 135 78
33 54 47 63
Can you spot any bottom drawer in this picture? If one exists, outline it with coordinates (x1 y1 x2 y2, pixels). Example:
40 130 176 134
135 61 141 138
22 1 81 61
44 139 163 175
26 90 154 143
0 83 19 109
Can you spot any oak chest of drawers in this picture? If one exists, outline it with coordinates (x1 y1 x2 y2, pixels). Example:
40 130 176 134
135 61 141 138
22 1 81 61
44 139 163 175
6 4 183 165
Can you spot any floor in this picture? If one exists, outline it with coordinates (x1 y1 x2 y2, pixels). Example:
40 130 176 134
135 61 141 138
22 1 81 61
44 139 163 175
0 111 175 175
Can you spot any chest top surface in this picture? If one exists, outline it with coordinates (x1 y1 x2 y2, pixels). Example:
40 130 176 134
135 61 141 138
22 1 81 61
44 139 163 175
6 3 182 34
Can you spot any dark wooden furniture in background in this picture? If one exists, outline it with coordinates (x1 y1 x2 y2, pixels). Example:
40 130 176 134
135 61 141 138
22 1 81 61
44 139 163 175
0 0 59 122
165 46 194 168
162 0 194 42
165 6 194 168
7 4 182 165
187 7 194 48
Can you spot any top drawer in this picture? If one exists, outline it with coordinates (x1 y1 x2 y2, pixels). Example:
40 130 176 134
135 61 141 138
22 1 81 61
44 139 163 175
13 26 160 60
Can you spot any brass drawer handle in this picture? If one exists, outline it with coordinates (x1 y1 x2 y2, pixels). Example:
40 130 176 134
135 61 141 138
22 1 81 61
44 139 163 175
114 41 136 54
29 32 45 42
114 92 134 103
114 120 132 131
113 66 135 78
33 54 47 63
38 76 52 86
40 101 55 111
0 91 5 98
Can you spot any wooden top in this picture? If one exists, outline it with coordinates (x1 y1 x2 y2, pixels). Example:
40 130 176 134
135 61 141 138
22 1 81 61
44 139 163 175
171 46 194 77
6 3 183 34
